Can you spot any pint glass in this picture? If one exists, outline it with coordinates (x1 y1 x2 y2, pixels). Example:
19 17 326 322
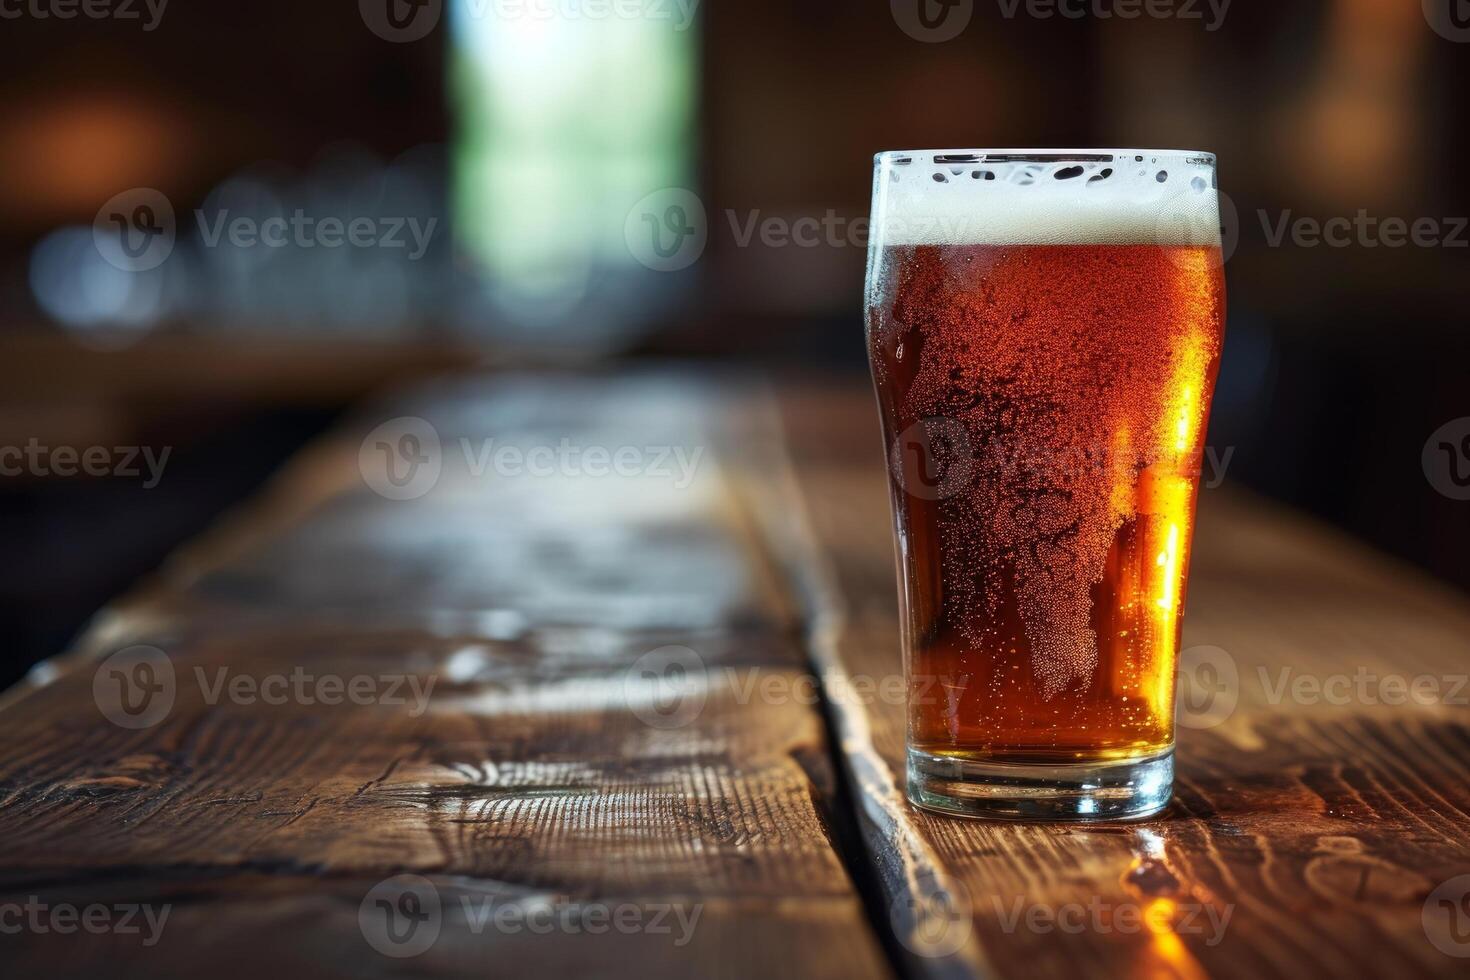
865 150 1226 820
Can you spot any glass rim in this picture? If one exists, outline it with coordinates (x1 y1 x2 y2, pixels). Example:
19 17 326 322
873 148 1215 166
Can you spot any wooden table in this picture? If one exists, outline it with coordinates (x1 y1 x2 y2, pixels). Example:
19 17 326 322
1 372 1467 979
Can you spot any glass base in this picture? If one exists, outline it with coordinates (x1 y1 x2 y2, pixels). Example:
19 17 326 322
907 748 1174 821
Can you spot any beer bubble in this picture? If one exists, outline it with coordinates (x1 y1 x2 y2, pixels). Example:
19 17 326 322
867 187 1225 703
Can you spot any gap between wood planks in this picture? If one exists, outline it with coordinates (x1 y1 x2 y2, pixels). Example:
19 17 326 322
720 386 989 980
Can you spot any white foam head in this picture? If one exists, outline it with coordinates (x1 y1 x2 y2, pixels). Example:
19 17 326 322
869 149 1220 248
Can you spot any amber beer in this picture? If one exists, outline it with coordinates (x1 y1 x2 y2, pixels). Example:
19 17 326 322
866 150 1225 820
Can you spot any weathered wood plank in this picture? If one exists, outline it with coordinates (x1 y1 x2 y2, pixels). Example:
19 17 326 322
767 381 1470 980
0 375 892 979
11 371 1464 979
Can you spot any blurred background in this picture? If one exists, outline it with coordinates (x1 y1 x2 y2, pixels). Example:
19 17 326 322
0 0 1466 687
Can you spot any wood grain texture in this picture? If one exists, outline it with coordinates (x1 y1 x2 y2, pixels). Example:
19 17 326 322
768 381 1470 980
6 371 1468 980
0 375 891 980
